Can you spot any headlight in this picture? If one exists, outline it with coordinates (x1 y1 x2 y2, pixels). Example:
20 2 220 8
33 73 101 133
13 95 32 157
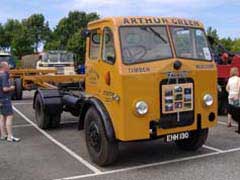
135 101 148 115
203 94 213 106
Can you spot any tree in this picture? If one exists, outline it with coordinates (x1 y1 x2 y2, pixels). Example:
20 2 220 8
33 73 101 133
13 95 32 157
0 23 6 48
219 37 234 51
2 19 22 48
67 29 86 64
206 27 219 43
44 31 61 50
45 11 99 63
44 39 61 50
232 39 240 52
11 25 34 59
54 11 99 48
23 14 51 52
0 19 34 58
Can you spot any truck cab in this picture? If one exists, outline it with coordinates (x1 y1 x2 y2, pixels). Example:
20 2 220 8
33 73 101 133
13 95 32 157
34 17 217 166
36 50 75 75
85 17 217 140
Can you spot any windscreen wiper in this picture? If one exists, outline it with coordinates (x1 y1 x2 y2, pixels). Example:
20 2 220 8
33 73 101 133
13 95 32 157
141 27 167 44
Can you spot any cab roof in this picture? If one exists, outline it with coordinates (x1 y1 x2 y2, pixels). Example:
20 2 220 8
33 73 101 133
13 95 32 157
88 16 204 29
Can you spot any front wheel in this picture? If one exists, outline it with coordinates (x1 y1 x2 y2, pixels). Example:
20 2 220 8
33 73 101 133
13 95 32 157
84 107 119 166
175 129 208 151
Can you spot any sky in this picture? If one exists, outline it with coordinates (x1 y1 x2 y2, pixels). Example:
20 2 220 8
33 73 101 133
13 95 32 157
0 0 239 38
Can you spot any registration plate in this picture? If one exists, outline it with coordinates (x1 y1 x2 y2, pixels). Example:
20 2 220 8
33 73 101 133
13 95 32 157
165 132 189 142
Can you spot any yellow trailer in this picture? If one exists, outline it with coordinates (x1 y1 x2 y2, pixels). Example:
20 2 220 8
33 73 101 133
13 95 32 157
10 69 84 100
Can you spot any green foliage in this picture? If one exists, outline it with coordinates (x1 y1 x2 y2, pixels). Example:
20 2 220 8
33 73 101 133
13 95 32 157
0 14 50 58
1 12 239 64
54 11 98 47
67 29 86 64
0 23 6 47
219 37 233 51
2 19 22 48
45 11 100 63
13 56 22 68
207 26 240 53
11 25 34 58
232 39 240 52
22 14 51 52
206 27 219 42
44 39 61 50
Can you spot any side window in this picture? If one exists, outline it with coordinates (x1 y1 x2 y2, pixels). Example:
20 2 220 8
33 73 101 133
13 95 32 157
102 27 115 64
89 29 101 60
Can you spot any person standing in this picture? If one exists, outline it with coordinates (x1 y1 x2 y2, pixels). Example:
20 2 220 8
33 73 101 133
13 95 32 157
0 62 20 142
226 67 240 127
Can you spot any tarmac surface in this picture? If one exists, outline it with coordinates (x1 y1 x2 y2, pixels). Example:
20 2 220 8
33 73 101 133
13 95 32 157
1 91 240 180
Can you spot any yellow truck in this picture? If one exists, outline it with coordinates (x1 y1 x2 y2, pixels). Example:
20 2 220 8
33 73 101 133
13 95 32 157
33 17 217 166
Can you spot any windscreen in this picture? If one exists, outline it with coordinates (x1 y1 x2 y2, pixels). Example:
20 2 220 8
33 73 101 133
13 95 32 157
47 52 59 63
60 53 74 63
120 26 172 64
43 52 74 63
0 55 11 62
171 27 212 61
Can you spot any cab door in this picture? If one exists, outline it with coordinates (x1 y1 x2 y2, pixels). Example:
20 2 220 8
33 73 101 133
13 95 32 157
99 26 118 103
85 28 102 96
85 26 117 100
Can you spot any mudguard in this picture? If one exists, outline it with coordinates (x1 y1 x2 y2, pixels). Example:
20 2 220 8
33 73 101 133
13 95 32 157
79 97 116 142
33 89 63 115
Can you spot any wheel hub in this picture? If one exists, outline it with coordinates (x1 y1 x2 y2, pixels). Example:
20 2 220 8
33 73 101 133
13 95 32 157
88 122 101 152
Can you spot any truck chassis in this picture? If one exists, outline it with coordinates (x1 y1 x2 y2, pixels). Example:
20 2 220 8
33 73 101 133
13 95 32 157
10 69 85 100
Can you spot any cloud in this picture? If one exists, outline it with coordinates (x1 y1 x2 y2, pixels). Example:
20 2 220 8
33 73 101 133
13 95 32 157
0 0 239 38
57 0 236 18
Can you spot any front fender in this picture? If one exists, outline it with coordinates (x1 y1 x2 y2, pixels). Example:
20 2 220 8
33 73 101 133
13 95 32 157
79 97 116 142
33 89 63 115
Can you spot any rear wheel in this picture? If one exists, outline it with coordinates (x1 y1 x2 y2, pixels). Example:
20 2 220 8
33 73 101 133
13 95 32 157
175 129 208 151
84 107 119 166
14 78 23 100
35 93 61 129
11 78 23 100
51 114 61 128
35 94 51 129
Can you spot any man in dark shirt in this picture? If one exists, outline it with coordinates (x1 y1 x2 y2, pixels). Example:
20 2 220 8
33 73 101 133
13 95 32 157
0 62 20 142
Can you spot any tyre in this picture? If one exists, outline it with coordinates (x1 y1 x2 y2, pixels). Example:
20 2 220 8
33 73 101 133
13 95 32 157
14 78 23 100
218 88 228 115
175 129 208 151
50 114 61 128
218 99 228 115
35 93 51 129
35 93 61 129
84 107 119 166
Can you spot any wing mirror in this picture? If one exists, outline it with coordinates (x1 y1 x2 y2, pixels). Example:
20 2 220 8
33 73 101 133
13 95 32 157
107 55 115 64
207 36 215 46
81 29 91 38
